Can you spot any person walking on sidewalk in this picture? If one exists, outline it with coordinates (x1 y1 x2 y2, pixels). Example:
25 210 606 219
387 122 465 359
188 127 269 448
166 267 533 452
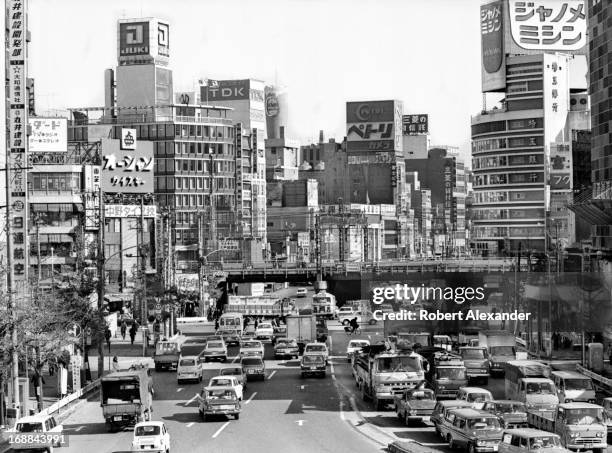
120 320 127 340
129 324 137 345
105 327 112 352
31 369 45 406
112 356 119 371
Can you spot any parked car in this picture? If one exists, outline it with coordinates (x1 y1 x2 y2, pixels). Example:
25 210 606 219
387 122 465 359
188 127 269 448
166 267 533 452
207 375 243 401
239 340 264 358
131 421 170 453
177 356 202 384
198 386 241 421
202 340 227 362
241 356 266 381
274 338 299 359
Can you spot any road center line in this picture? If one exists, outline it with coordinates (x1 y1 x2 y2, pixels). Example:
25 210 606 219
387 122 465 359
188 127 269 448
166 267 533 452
268 370 277 380
245 392 257 404
186 422 194 428
212 421 230 438
176 388 183 392
185 394 199 406
75 426 84 432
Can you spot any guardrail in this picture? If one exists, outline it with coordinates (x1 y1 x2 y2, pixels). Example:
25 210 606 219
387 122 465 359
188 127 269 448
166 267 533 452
576 364 612 389
39 379 100 418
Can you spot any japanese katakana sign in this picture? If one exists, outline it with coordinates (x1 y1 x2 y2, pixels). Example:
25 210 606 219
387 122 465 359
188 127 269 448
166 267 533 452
8 0 29 286
549 142 572 191
28 118 67 152
402 114 429 135
104 204 157 219
101 138 154 194
481 1 504 73
509 0 586 51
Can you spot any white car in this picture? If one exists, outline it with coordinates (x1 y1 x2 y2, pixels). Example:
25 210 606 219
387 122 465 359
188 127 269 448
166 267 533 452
239 340 264 358
336 306 358 319
255 322 274 340
11 414 64 452
346 339 370 362
296 287 308 298
456 386 494 410
208 375 244 401
177 356 202 384
131 421 170 453
304 342 329 364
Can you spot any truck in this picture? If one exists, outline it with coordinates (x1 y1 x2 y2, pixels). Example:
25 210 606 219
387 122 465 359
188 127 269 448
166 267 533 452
153 335 186 371
429 353 468 400
311 290 337 319
352 344 427 411
100 366 154 431
383 319 433 349
286 314 317 352
527 403 607 452
459 346 490 384
505 360 559 411
478 330 516 376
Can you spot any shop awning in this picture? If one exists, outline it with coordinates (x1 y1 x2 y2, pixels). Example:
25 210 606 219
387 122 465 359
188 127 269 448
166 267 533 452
31 203 77 212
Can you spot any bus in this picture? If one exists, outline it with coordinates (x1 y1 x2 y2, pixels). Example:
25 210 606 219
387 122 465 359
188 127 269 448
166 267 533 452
219 312 244 332
312 291 337 319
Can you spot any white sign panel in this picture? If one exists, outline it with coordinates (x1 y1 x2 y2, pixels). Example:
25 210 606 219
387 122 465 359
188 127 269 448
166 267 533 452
120 128 137 150
509 0 587 51
176 274 199 292
28 118 67 152
104 204 157 218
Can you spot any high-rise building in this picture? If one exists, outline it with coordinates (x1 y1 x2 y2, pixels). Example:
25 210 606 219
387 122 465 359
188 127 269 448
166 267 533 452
472 0 589 255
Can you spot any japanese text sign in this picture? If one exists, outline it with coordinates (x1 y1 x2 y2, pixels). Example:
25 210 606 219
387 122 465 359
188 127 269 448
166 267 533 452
402 114 429 135
28 118 67 152
510 0 586 51
101 138 154 194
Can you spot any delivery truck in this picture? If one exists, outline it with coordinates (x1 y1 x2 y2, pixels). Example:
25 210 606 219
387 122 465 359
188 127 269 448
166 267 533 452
505 360 559 411
478 330 516 376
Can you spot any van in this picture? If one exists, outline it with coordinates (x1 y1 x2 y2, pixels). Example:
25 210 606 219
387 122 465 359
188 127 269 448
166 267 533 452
444 408 503 453
551 371 596 404
431 400 472 438
499 429 569 453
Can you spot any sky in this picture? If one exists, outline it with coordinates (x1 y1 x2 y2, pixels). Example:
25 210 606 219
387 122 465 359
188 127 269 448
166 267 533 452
28 0 484 156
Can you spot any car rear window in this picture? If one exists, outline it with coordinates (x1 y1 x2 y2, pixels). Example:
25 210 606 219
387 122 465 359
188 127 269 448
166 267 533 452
180 359 196 366
258 323 272 329
221 368 242 375
135 425 160 436
242 358 263 366
242 342 261 348
210 378 233 386
208 342 223 348
306 345 326 351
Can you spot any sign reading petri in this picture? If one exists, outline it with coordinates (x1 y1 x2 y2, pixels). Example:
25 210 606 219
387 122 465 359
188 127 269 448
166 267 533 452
101 136 154 194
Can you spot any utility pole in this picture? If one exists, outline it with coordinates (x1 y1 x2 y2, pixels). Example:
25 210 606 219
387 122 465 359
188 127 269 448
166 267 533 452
140 195 147 326
5 188 20 416
315 213 321 281
97 186 106 377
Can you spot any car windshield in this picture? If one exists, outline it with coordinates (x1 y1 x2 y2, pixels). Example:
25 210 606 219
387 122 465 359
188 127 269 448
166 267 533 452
566 408 604 425
467 393 491 402
16 423 43 432
349 341 369 348
437 368 467 380
461 349 485 359
489 346 515 356
306 345 326 352
220 318 240 327
135 425 160 436
526 383 554 394
495 402 526 413
467 417 500 429
378 356 422 373
206 389 237 400
207 342 223 349
529 436 561 449
221 368 242 376
303 355 325 364
409 390 435 400
210 378 233 387
564 378 593 390
258 323 272 329
242 358 263 366
242 342 261 349
179 359 196 367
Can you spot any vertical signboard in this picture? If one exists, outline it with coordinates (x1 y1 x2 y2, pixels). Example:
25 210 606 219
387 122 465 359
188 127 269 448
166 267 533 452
84 166 101 231
235 123 243 229
402 114 429 135
481 0 505 92
8 0 29 289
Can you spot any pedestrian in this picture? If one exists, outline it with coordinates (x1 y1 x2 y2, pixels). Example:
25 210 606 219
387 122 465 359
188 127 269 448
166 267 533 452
31 369 44 406
214 319 219 331
112 356 119 371
129 324 136 345
48 359 55 377
105 327 112 352
120 320 127 340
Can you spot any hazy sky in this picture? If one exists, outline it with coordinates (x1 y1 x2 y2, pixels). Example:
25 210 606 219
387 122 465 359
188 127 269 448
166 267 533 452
29 0 484 153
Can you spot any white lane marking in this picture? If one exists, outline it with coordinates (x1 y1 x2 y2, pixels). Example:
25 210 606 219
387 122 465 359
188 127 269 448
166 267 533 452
300 385 305 390
212 421 230 438
245 392 257 404
339 398 345 421
267 370 277 380
176 388 183 392
185 394 199 406
332 374 337 381
329 335 333 355
186 422 195 428
296 419 306 426
368 335 371 340
75 426 84 432
422 443 449 447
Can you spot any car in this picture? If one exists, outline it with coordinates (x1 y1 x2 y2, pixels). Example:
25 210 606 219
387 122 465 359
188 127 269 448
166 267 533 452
207 375 243 401
131 421 170 453
394 388 437 426
456 387 494 410
336 306 358 321
177 356 202 384
301 353 326 378
431 400 473 438
10 414 64 452
239 340 264 358
346 339 370 362
296 287 308 298
218 329 242 346
274 338 299 359
198 386 241 421
208 334 224 342
242 330 256 339
481 400 528 429
444 408 503 453
498 429 570 453
219 366 247 390
255 322 274 341
303 342 329 364
202 339 227 362
241 356 266 381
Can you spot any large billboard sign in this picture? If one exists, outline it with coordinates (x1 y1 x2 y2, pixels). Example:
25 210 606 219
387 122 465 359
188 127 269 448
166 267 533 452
346 100 401 154
105 204 157 218
509 0 586 52
118 18 170 65
481 0 506 92
101 135 154 194
29 118 67 152
8 0 29 286
346 101 395 123
402 114 429 135
201 79 261 102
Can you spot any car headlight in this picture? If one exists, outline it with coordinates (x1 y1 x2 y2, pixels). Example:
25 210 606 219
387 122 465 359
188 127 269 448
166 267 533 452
596 432 604 438
565 399 573 403
438 385 446 390
570 432 580 438
589 399 596 404
477 440 485 446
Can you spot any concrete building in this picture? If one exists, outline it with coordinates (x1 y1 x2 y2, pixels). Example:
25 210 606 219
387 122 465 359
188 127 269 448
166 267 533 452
265 126 299 181
407 172 432 257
